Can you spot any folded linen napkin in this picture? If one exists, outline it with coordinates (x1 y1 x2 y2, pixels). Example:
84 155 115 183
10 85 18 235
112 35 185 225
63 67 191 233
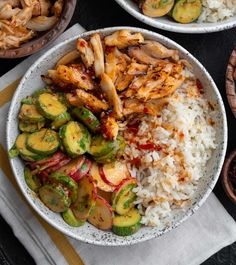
0 24 236 265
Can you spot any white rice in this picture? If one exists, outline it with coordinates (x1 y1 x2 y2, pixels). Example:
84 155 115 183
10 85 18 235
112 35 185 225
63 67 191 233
199 0 236 22
121 72 217 227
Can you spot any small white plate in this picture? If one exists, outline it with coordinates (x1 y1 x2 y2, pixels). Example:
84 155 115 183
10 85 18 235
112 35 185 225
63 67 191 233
6 27 227 246
115 0 236 34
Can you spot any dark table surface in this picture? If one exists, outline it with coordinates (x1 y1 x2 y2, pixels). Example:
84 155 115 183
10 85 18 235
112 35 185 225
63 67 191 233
0 1 236 264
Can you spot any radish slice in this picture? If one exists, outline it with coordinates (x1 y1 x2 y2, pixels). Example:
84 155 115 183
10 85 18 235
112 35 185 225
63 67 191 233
99 161 130 186
71 159 92 181
30 151 65 169
56 156 85 177
97 189 112 204
88 195 113 230
90 163 114 192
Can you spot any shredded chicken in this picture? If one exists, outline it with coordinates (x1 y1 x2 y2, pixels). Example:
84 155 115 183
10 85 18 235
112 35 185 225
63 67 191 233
11 6 33 26
51 0 63 17
90 33 104 77
101 113 119 140
0 4 21 20
142 40 179 61
115 73 134 91
26 15 57 31
56 64 95 90
75 89 109 112
100 73 123 119
0 0 20 9
56 50 80 68
77 38 94 68
127 62 148 75
104 29 144 49
38 0 51 16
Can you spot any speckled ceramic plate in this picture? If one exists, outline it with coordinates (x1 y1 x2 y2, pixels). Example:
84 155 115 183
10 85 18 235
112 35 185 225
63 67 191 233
7 27 228 246
114 0 236 34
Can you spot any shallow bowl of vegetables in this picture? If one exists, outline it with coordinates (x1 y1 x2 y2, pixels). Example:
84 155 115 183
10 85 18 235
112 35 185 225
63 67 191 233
7 26 227 245
114 0 236 34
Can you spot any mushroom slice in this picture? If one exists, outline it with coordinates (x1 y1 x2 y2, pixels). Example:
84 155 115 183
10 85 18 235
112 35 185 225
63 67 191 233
0 4 21 20
142 40 179 61
77 38 94 68
26 15 57 31
100 73 123 119
128 46 166 66
56 64 95 90
104 30 144 49
90 33 105 77
127 62 148 75
11 6 33 27
56 50 80 68
76 89 109 112
51 0 64 17
101 113 119 140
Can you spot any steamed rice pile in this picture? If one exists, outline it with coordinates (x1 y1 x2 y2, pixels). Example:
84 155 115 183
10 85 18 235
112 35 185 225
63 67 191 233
120 72 217 227
199 0 236 22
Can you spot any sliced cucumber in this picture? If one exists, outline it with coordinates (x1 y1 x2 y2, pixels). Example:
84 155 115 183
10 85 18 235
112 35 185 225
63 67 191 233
51 112 71 130
94 146 119 164
116 135 126 157
24 166 41 192
37 93 67 120
112 208 141 236
21 96 35 105
39 184 71 212
89 135 118 157
72 176 97 220
112 179 137 215
172 0 202 24
15 133 45 161
60 121 91 157
73 107 100 132
26 129 60 155
19 104 45 123
48 173 78 203
32 88 52 98
62 208 85 227
8 144 19 158
19 120 45 133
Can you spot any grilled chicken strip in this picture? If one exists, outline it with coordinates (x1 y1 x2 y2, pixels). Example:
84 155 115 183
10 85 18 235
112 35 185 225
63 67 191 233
90 33 104 77
77 38 94 68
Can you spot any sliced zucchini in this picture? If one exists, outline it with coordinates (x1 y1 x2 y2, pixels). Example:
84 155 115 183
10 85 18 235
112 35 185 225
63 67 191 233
21 96 35 105
8 144 19 158
89 135 118 157
19 104 45 122
19 120 45 133
39 184 71 212
26 129 60 155
72 175 97 220
24 166 41 192
112 178 137 215
172 0 202 24
62 208 85 227
116 135 126 157
112 208 141 236
32 88 52 98
48 173 78 203
60 121 91 157
142 0 174 17
88 196 113 230
51 112 71 130
15 133 45 161
94 147 118 164
37 93 67 120
73 107 100 132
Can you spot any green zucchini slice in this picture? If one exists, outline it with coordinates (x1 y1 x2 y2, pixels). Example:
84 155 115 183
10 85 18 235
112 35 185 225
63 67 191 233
39 184 71 212
19 120 45 133
48 173 78 203
62 208 85 227
37 93 67 120
24 166 41 192
21 96 35 105
89 135 118 157
73 107 100 132
60 121 91 157
8 144 19 158
172 0 202 24
15 133 45 161
51 112 71 130
19 104 45 122
112 208 141 236
112 179 137 215
26 129 60 155
94 146 119 164
142 0 174 17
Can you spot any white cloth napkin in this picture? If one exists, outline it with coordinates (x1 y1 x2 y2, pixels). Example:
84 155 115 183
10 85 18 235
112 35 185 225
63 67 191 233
0 24 236 265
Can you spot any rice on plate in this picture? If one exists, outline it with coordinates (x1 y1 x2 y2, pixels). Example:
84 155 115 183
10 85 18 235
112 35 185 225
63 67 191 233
120 66 217 227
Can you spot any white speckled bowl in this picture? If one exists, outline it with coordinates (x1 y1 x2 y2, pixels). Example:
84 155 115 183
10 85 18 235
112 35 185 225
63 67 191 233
7 27 227 246
115 0 236 34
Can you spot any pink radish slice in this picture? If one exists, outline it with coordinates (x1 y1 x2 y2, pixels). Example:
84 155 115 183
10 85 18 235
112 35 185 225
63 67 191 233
71 159 92 182
88 195 113 230
56 156 85 177
90 163 115 192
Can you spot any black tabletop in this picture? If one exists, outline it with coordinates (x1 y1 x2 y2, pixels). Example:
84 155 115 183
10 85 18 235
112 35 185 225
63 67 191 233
0 1 236 264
